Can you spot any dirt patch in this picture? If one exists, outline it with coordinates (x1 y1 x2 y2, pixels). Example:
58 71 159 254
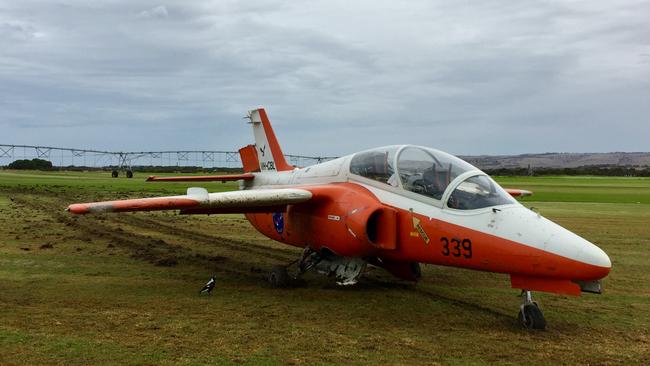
194 253 226 262
155 257 178 267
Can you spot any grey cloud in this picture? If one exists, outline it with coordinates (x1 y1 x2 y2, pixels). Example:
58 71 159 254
138 5 168 19
0 0 648 156
0 21 43 41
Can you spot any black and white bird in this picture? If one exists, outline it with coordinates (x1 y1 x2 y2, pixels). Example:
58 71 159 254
199 275 216 295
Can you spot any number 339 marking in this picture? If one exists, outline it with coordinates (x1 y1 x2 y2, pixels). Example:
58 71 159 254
441 237 472 258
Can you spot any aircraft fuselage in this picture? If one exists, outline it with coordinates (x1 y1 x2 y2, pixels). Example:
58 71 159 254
244 146 610 295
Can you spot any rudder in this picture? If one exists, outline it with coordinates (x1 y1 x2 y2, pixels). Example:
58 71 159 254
247 108 293 172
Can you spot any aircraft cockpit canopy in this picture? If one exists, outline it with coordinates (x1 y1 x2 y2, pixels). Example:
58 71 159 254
396 146 474 200
349 145 515 209
447 175 515 209
349 146 399 185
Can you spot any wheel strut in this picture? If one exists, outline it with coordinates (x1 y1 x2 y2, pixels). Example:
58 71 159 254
296 247 321 277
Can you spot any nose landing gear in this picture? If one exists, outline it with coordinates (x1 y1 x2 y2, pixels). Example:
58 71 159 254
518 290 546 330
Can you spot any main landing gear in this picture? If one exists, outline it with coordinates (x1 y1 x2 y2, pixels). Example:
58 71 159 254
267 247 323 288
268 265 291 288
267 247 367 288
518 290 546 330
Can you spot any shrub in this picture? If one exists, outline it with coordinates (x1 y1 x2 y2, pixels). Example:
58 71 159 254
7 158 53 170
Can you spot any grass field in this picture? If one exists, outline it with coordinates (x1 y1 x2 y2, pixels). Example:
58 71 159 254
1 170 648 365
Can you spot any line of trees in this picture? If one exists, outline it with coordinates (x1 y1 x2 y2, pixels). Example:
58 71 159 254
4 159 650 176
484 166 650 177
7 158 53 170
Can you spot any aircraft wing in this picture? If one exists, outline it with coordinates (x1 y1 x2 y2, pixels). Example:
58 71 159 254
504 188 533 197
67 188 312 215
146 173 254 182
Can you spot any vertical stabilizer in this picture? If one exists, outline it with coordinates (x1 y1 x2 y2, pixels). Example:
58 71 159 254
247 108 293 172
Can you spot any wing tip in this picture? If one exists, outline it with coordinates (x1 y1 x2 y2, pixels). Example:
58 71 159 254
67 204 87 215
505 188 533 198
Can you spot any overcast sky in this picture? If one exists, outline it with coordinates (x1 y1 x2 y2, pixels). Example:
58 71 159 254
1 1 649 156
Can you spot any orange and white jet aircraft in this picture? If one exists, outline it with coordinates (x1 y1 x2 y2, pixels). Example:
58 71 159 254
68 108 611 329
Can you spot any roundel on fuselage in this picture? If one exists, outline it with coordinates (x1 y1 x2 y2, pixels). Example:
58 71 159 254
272 212 284 234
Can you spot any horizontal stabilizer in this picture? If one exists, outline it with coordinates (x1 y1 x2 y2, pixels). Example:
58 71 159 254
67 188 312 215
146 173 254 182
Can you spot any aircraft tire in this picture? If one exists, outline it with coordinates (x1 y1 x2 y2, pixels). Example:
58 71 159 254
268 266 290 288
126 170 133 178
111 170 118 178
518 303 546 330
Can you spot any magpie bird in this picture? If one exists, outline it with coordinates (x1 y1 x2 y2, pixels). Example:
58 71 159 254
199 275 216 295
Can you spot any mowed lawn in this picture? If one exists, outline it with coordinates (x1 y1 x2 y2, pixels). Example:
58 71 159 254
0 171 648 365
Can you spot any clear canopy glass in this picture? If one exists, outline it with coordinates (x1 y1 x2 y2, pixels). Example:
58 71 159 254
349 146 399 186
447 175 516 210
350 145 515 210
396 146 475 200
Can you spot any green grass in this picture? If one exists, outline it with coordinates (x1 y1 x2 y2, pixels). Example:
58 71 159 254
0 170 238 196
1 170 649 365
496 175 650 204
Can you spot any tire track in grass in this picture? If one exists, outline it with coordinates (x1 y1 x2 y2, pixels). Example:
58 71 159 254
10 193 277 282
28 186 299 262
112 214 297 261
361 275 513 322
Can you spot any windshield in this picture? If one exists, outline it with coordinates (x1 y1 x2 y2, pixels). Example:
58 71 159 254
397 146 475 200
447 175 516 210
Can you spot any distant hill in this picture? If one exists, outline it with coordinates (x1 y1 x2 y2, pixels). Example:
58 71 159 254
460 152 650 170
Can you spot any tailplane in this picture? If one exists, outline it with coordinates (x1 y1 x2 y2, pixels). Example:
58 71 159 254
245 108 293 172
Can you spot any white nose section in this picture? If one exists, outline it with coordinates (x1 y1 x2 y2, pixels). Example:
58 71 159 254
577 239 611 268
494 207 611 269
544 220 611 268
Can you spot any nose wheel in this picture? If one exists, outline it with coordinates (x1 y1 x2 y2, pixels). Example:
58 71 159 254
518 290 546 330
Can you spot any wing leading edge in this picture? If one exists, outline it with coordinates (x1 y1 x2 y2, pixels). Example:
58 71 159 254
67 188 312 215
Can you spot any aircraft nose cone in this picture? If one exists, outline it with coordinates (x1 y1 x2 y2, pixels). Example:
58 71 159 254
577 240 611 279
545 223 612 279
507 206 612 280
579 242 611 268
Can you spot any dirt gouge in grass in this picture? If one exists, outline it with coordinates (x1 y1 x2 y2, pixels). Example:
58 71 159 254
68 107 611 330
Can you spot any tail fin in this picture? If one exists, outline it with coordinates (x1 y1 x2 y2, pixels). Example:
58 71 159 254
247 108 293 172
